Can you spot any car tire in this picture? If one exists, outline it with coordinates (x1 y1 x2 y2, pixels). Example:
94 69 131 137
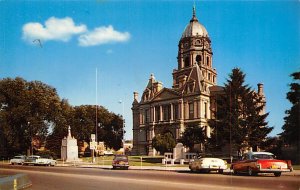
274 172 281 177
218 169 223 174
112 166 116 170
247 167 256 176
233 169 238 175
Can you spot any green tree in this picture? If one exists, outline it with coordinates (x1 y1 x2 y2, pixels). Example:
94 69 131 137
180 125 206 152
0 77 61 157
280 71 300 162
209 68 272 154
45 99 74 157
152 132 176 154
48 104 124 153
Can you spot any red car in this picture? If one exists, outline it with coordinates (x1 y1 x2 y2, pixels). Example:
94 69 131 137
231 152 293 177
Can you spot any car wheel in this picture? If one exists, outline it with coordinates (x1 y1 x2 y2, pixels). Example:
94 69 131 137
112 166 116 170
247 167 255 176
233 169 238 175
218 169 223 174
274 172 281 177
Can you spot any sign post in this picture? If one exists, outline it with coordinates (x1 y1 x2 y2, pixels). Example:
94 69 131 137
90 134 96 163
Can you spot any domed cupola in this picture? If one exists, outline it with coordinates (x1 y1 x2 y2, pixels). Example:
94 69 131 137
173 5 217 90
181 6 209 38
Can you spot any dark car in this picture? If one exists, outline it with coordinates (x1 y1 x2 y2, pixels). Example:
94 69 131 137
112 155 129 170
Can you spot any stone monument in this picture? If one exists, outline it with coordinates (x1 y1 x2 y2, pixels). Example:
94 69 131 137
61 126 79 162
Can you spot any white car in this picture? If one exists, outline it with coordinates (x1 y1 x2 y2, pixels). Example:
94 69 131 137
23 155 57 166
189 157 227 173
10 155 26 165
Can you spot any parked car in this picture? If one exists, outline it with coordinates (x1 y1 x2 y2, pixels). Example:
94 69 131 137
189 157 227 173
112 155 129 169
23 155 57 166
231 152 293 177
10 155 26 165
104 150 114 156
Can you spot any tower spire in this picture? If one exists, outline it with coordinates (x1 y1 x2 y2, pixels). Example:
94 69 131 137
191 2 198 22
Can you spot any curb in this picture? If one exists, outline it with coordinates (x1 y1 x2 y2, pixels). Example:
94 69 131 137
56 163 300 176
0 173 32 190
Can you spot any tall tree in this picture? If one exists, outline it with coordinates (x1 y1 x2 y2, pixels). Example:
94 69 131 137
0 77 61 157
180 125 206 152
209 68 272 155
281 71 300 162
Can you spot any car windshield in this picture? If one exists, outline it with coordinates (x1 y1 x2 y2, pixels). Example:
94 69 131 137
14 156 24 159
252 154 274 159
114 156 128 161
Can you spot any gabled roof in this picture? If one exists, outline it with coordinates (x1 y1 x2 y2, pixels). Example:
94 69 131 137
182 63 203 94
151 88 181 102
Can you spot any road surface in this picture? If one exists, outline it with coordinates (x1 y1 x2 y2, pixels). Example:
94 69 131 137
1 165 299 190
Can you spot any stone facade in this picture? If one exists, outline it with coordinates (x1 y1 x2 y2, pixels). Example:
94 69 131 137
131 7 265 156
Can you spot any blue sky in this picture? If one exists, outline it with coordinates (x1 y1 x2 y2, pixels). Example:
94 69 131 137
1 0 299 140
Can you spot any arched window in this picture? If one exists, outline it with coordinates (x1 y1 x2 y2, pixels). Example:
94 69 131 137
206 56 210 66
184 57 190 67
196 55 201 63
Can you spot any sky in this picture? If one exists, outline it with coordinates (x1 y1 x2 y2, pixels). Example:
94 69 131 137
0 0 299 140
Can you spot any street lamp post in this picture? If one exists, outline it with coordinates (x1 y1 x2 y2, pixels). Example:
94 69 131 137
118 100 125 154
27 121 33 156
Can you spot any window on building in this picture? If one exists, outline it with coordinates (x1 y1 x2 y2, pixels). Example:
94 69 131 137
208 72 211 81
206 56 210 66
145 109 150 123
189 102 194 119
163 105 171 121
173 104 179 120
184 57 190 67
204 102 207 118
196 55 201 63
155 106 160 122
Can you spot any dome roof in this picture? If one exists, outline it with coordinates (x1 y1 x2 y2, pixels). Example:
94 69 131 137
181 7 209 38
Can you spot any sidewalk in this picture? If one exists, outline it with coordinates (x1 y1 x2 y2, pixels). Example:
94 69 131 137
56 162 300 176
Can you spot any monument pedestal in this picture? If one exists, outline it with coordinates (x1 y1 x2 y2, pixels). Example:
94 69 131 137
61 126 79 162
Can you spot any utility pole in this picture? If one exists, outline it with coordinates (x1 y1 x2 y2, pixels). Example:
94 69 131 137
119 100 125 154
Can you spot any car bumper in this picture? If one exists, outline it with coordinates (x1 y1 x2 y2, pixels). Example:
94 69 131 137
258 168 292 173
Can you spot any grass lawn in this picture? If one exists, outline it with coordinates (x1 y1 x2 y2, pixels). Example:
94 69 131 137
79 156 189 167
58 157 300 169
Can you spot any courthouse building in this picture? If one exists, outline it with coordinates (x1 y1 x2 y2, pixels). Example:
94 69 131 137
131 7 265 156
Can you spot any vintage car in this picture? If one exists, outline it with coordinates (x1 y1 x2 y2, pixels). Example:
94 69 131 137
189 157 227 173
23 155 57 166
231 152 293 177
10 155 26 165
112 154 129 170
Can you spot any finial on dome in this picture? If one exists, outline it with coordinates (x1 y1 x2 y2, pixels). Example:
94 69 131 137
193 2 196 17
191 3 198 22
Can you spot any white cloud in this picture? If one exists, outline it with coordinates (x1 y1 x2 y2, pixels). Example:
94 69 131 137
78 25 130 47
22 17 87 42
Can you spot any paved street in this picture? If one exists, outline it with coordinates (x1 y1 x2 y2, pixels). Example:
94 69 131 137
1 164 299 190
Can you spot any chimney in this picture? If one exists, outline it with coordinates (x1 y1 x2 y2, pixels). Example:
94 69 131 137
257 83 264 96
133 92 139 102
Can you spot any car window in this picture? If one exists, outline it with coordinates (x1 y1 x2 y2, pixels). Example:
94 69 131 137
114 156 128 161
253 154 274 159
